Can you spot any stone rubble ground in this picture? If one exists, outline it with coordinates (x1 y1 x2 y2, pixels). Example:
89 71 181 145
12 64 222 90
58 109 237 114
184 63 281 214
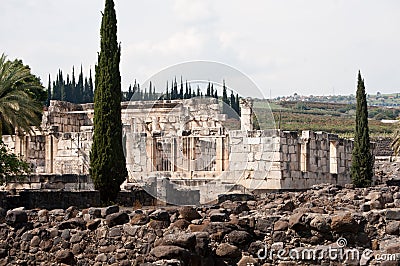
0 182 399 266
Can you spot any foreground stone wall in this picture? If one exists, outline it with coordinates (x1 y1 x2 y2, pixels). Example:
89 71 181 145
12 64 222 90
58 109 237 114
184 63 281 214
0 184 398 265
0 189 156 210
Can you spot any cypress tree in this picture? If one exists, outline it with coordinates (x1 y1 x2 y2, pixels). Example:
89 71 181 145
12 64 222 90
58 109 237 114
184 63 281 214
235 94 240 115
351 71 373 187
184 80 189 99
179 77 184 99
222 80 229 112
83 77 90 103
88 68 94 102
76 65 84 103
172 78 178 99
230 90 235 112
90 0 127 203
46 75 51 107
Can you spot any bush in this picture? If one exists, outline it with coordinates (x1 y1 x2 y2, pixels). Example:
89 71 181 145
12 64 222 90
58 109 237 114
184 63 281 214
0 141 30 185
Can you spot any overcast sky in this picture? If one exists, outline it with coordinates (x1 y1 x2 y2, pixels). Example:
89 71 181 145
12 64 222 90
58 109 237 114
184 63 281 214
1 0 399 97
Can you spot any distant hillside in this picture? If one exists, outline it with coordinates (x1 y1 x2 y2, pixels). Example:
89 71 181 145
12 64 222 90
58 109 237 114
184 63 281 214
275 92 400 107
253 99 399 138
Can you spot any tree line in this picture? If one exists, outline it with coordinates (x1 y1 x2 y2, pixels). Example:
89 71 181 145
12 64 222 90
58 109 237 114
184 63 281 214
47 66 94 105
124 77 241 115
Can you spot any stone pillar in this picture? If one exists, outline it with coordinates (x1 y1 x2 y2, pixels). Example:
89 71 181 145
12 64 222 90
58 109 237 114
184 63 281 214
171 137 176 172
189 137 196 172
147 137 155 172
215 137 224 172
300 139 310 172
240 98 253 131
45 135 54 173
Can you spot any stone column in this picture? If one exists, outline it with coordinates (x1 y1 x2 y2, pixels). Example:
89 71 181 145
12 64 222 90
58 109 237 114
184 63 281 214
240 98 254 131
45 135 54 173
215 137 224 172
189 137 196 172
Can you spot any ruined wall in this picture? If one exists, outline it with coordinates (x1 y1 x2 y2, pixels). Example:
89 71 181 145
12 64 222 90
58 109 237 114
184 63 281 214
41 100 93 132
278 130 353 190
2 131 46 173
2 100 360 197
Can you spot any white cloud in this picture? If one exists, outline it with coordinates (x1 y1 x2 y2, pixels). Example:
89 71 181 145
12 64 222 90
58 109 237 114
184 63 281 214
172 0 215 23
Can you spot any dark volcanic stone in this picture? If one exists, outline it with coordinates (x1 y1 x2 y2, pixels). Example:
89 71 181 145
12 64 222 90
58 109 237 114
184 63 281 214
179 206 201 222
210 212 226 222
130 213 149 225
55 250 75 265
156 232 196 250
86 219 101 231
215 243 241 258
256 217 280 233
6 210 28 226
218 193 255 203
385 209 400 221
105 212 129 227
170 219 190 230
288 212 307 231
331 213 359 233
58 218 86 230
385 221 400 235
150 245 190 260
225 230 252 246
101 205 119 217
274 220 289 231
149 209 170 221
0 249 7 259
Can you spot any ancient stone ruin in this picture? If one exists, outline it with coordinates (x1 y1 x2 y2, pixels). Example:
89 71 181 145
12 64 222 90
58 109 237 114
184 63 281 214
2 98 358 203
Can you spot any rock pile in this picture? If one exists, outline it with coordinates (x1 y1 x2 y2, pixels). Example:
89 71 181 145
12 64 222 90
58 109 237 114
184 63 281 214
0 184 399 265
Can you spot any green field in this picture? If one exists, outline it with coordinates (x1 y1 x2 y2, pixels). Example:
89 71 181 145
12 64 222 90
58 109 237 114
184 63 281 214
253 99 399 139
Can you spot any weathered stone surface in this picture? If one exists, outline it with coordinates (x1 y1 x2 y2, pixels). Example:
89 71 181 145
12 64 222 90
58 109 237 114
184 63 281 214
274 220 289 231
331 213 359 232
210 212 227 222
0 183 399 265
385 221 400 235
288 212 307 231
149 210 170 221
169 219 190 230
155 232 196 250
385 209 400 220
86 219 101 230
101 205 119 217
58 218 86 230
55 250 75 265
5 210 28 226
215 243 241 258
130 213 149 225
225 230 252 246
179 206 201 221
105 212 129 227
237 255 258 266
150 245 189 259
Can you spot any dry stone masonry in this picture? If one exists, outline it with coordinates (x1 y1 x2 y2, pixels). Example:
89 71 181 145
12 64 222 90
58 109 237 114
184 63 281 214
2 99 359 202
0 184 398 265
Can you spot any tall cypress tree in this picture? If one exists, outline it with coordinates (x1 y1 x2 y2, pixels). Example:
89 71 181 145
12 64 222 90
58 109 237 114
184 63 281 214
222 80 230 115
351 71 373 187
90 0 127 203
46 75 51 107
